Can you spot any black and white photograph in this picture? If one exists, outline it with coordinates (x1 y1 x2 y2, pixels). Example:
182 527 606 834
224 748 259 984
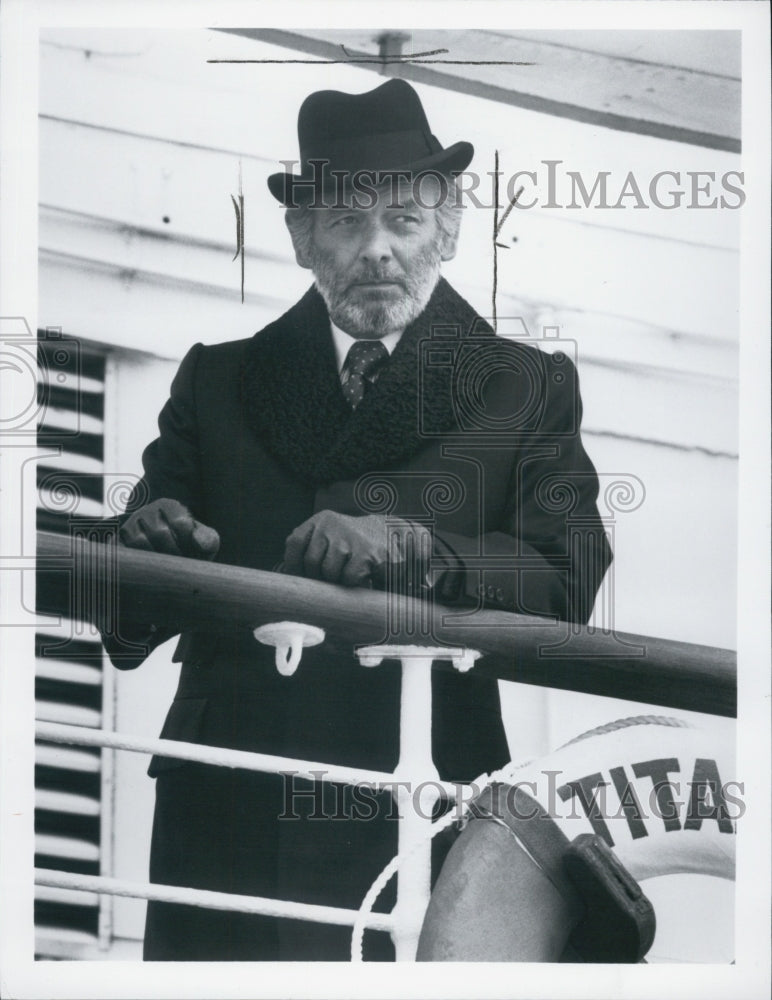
0 1 769 998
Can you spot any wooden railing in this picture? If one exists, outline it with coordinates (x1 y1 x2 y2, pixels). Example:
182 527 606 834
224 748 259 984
36 530 736 717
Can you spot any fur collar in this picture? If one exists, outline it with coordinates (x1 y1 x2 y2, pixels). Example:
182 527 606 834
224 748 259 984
242 278 493 486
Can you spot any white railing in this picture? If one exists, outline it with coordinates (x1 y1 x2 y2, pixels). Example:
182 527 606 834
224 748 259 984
35 641 481 961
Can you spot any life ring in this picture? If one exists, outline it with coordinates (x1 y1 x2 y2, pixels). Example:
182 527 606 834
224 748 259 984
417 716 737 962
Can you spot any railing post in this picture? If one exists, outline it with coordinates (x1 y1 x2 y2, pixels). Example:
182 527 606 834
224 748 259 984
253 624 457 957
394 651 438 961
358 644 479 960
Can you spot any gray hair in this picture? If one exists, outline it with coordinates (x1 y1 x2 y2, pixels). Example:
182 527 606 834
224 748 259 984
285 176 464 264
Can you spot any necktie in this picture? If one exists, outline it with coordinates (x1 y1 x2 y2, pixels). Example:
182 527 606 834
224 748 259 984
341 340 389 409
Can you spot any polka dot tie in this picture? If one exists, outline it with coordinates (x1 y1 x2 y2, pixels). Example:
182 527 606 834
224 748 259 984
341 340 389 409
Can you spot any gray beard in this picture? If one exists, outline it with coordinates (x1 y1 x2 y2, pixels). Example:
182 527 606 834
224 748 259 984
310 251 442 338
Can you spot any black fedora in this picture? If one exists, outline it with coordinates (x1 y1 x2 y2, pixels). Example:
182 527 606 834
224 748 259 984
267 78 474 206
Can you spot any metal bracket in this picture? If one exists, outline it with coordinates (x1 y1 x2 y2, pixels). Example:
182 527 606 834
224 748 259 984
252 621 325 676
356 644 481 672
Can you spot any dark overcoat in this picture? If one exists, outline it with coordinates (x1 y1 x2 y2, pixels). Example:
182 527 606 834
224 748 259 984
109 278 611 960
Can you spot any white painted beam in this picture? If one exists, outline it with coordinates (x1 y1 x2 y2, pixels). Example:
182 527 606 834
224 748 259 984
229 28 741 152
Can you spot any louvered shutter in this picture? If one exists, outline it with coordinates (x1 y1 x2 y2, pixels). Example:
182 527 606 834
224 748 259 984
35 335 110 957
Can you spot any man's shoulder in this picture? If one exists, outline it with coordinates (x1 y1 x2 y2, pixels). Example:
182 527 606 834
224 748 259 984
428 281 564 368
488 334 574 374
198 337 253 359
190 338 252 384
438 322 564 382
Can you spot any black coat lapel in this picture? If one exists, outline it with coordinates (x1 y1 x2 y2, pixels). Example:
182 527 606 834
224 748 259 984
242 278 493 486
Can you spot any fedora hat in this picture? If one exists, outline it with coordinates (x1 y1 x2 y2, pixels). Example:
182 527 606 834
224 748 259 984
267 78 474 206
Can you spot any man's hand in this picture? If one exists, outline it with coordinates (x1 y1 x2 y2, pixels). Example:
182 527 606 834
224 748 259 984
282 511 431 587
119 498 220 560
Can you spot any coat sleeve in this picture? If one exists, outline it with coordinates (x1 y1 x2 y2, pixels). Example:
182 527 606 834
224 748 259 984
431 351 612 625
133 342 206 513
103 343 206 669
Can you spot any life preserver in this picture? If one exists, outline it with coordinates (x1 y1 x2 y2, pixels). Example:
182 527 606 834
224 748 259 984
417 716 737 962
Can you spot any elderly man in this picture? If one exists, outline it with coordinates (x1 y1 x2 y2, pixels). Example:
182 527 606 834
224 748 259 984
110 79 611 961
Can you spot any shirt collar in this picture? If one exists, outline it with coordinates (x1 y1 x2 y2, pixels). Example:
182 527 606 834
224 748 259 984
330 321 403 373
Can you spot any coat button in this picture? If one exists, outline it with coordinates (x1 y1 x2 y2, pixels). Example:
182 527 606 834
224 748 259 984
495 588 504 602
487 585 496 599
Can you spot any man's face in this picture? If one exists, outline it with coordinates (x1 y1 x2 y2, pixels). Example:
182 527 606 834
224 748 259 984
306 179 451 338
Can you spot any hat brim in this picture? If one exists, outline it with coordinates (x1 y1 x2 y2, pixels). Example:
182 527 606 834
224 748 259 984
267 141 474 206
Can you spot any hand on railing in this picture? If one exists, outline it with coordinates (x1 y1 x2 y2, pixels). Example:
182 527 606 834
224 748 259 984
281 510 431 589
107 499 220 664
119 498 220 560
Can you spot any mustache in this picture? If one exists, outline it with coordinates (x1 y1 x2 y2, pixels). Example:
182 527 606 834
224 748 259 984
346 267 406 288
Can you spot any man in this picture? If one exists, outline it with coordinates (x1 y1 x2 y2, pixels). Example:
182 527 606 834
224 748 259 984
109 78 611 961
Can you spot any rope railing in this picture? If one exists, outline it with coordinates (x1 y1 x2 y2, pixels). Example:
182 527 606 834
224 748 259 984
36 529 736 716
